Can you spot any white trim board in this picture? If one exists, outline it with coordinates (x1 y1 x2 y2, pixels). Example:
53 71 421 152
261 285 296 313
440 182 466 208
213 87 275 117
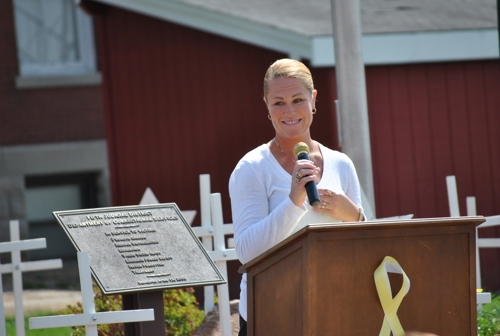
15 73 102 89
94 0 499 66
313 29 499 66
0 140 108 175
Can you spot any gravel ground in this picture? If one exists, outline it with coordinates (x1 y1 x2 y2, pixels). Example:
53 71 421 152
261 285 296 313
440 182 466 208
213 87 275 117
3 289 240 335
2 290 81 317
192 300 240 336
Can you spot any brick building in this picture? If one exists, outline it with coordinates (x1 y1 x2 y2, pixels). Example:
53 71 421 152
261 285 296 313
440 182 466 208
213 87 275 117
0 0 110 260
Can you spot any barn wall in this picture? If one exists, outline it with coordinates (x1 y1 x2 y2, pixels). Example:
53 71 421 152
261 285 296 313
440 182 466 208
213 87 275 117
367 61 500 219
97 7 287 300
366 61 500 289
97 7 339 216
97 6 500 292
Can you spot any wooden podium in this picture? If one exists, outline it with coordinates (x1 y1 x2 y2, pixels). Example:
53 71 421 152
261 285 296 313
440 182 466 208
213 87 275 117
239 217 484 336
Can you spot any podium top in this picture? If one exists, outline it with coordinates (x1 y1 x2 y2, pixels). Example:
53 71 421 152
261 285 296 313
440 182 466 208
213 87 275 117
238 216 484 273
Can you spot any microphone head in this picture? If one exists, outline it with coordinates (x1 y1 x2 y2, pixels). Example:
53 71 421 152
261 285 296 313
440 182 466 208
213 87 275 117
293 142 310 157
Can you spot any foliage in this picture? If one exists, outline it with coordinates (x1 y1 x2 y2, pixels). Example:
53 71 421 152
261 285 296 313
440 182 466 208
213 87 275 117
478 293 500 336
477 306 500 336
163 287 205 335
58 283 204 336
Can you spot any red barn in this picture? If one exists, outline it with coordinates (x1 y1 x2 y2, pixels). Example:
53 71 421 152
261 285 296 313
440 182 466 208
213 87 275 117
84 0 500 295
2 0 499 298
83 0 500 294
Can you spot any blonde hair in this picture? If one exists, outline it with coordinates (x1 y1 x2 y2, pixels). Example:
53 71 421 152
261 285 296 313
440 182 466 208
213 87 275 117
263 59 315 99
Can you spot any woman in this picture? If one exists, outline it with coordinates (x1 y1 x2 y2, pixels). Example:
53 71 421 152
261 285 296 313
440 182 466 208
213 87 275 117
229 58 364 335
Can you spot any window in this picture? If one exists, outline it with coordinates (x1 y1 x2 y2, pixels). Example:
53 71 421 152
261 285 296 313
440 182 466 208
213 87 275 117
13 0 97 77
25 172 99 260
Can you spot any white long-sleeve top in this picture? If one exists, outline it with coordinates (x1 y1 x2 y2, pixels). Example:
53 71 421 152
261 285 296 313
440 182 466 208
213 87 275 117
229 143 362 321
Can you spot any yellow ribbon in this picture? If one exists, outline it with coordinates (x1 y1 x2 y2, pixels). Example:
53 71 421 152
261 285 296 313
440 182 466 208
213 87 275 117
374 256 410 336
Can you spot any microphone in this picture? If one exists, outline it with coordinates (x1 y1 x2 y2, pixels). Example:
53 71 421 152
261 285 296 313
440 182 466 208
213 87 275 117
293 142 321 206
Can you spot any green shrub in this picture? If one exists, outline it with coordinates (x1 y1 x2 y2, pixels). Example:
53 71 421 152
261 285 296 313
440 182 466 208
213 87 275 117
58 283 204 336
478 306 500 336
163 288 205 335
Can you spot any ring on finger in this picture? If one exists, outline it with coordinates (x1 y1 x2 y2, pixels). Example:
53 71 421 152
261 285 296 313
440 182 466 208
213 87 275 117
327 190 332 196
295 171 303 180
321 201 327 209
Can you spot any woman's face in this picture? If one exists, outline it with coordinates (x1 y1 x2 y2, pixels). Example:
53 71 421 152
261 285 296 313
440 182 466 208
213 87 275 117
265 77 317 141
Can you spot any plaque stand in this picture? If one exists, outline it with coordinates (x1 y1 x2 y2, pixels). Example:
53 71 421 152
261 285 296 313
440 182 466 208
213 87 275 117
122 188 178 336
122 189 174 336
123 291 165 335
53 190 226 336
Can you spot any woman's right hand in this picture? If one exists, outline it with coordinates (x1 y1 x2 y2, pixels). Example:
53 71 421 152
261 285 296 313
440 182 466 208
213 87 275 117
289 159 320 207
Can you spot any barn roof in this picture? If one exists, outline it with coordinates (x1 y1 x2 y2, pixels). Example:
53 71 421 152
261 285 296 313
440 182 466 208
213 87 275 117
172 0 497 35
93 0 499 66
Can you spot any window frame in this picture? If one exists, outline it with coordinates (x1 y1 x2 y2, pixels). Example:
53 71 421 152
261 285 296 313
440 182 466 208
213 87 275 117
14 0 98 78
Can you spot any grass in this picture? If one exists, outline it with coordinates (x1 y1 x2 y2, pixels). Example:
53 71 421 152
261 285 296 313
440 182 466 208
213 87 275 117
5 312 73 336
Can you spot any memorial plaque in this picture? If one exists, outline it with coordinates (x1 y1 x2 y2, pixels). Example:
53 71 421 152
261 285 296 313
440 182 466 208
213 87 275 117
54 203 225 294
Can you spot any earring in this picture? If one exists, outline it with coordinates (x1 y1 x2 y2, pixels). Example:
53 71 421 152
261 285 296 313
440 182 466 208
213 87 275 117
268 114 272 120
312 108 317 114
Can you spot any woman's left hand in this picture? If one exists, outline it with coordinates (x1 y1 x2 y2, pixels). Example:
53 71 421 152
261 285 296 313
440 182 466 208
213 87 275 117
313 188 361 222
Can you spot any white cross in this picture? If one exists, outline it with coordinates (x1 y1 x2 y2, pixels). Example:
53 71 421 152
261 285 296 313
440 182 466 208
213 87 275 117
446 175 500 310
29 251 155 335
0 220 61 336
208 193 237 336
198 175 217 314
140 187 197 224
190 174 237 336
140 178 236 336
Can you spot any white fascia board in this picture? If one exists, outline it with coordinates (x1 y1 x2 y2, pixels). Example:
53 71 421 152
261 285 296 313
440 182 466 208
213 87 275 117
95 0 311 59
312 29 499 67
